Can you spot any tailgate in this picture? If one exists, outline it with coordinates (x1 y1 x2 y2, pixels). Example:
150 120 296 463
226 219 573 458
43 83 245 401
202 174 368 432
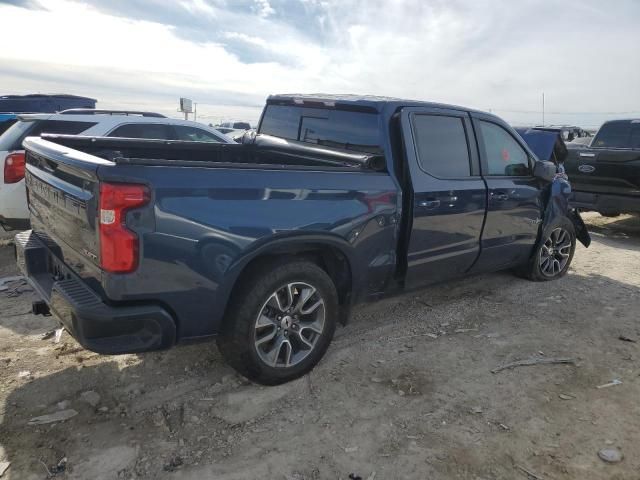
23 136 113 274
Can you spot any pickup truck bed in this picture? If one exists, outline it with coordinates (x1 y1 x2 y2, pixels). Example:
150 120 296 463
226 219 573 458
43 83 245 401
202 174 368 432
17 94 588 384
18 133 398 352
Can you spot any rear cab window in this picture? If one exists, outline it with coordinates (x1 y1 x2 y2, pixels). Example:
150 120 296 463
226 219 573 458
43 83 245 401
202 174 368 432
259 104 382 154
0 120 97 151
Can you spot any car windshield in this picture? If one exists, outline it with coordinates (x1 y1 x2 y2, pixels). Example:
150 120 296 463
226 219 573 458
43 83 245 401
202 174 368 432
0 120 35 151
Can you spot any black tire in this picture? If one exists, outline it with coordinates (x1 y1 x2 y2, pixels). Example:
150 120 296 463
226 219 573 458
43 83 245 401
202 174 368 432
518 217 576 282
217 258 338 385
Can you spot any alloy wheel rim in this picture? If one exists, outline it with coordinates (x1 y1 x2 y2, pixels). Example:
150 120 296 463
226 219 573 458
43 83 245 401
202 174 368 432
254 282 325 368
539 227 571 277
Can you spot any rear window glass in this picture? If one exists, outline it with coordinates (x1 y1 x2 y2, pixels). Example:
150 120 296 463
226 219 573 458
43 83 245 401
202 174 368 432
593 121 632 148
0 120 96 151
259 105 381 154
0 120 33 151
412 115 471 177
109 123 174 140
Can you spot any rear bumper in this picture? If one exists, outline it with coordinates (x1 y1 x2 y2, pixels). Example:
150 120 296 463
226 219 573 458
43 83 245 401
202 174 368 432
14 230 176 354
571 191 640 214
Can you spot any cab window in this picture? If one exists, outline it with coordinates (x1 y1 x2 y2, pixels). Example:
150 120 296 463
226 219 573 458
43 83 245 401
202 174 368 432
478 121 530 176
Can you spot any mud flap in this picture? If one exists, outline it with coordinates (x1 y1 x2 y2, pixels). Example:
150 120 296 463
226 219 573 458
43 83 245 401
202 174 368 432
568 209 591 247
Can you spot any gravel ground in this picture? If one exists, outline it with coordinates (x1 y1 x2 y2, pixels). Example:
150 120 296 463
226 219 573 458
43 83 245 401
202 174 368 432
0 213 639 480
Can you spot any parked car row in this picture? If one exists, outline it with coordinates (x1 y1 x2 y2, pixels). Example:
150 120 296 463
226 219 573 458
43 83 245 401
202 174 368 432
14 94 590 384
0 109 235 230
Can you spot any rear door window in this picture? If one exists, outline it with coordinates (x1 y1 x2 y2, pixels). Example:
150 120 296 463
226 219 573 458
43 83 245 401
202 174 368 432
0 120 96 151
259 104 382 154
593 121 632 148
172 125 223 143
108 123 174 140
478 121 530 176
411 114 471 177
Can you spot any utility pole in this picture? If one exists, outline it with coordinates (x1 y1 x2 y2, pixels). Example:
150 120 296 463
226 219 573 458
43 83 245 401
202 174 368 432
542 92 545 126
194 103 197 122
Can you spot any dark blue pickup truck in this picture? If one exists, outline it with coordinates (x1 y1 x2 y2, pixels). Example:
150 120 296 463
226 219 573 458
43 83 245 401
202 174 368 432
15 94 589 384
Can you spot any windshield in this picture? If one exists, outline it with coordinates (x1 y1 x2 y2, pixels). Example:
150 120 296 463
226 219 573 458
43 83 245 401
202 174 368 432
0 120 35 151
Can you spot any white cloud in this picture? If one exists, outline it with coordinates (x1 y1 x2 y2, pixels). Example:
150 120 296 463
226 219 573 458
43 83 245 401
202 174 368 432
0 0 639 126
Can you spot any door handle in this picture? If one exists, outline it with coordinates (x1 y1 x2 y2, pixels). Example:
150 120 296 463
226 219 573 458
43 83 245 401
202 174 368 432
579 152 595 158
491 192 509 201
418 199 440 209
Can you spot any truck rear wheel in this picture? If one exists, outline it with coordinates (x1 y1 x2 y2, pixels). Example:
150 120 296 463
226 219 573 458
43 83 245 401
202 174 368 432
217 259 338 385
519 217 576 282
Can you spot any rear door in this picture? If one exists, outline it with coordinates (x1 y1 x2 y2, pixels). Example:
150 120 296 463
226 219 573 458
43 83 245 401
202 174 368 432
470 114 541 272
565 120 640 196
400 107 486 287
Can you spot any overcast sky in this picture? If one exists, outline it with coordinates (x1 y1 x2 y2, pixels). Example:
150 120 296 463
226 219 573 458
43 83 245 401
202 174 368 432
1 0 639 127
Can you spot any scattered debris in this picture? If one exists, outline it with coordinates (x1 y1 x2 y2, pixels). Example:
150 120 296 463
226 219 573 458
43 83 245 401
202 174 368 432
50 457 67 475
348 474 362 480
387 332 438 341
0 276 23 291
454 328 478 333
163 455 183 472
558 393 574 400
470 406 483 414
499 423 510 431
28 409 78 425
54 328 65 344
598 447 623 463
17 370 31 378
515 464 544 480
344 446 359 453
367 472 376 480
0 462 10 477
56 400 70 410
41 330 56 341
618 334 637 343
80 390 101 408
596 379 622 389
491 357 576 374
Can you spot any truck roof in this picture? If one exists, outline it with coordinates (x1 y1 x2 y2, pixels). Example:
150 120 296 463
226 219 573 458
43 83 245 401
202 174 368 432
267 93 488 116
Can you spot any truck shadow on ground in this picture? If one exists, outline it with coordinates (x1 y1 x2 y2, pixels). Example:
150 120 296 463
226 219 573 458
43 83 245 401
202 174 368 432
2 267 640 479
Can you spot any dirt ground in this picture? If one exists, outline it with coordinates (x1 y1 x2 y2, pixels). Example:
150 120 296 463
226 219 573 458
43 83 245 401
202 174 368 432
0 212 639 480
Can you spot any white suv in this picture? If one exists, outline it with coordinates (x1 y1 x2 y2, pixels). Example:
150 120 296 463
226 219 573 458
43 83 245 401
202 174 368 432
0 109 234 230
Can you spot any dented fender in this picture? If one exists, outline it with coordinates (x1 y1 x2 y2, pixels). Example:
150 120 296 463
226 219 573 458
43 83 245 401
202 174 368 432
541 166 591 248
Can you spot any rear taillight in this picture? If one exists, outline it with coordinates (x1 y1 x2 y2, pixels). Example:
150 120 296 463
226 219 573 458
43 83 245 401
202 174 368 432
99 182 150 273
4 152 26 184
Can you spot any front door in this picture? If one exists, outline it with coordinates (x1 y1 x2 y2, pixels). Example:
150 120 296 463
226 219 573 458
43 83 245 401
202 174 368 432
470 114 542 272
400 107 486 287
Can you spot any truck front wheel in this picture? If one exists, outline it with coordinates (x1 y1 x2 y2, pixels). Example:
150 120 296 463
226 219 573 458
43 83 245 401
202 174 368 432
519 217 576 281
217 259 338 385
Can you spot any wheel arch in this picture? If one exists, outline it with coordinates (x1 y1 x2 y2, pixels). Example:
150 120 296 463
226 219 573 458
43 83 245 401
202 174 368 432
218 235 357 328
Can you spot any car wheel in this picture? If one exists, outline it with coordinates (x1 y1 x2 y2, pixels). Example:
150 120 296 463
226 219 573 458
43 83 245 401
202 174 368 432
519 218 576 282
217 258 338 385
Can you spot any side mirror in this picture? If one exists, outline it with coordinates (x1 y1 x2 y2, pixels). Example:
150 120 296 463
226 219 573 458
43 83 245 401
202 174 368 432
533 160 557 182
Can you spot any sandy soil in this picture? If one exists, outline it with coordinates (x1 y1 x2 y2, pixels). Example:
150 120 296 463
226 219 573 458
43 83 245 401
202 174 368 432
1 212 639 480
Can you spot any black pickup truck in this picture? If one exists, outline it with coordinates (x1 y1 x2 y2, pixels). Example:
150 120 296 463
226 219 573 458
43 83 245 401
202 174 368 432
565 119 640 216
15 94 589 384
